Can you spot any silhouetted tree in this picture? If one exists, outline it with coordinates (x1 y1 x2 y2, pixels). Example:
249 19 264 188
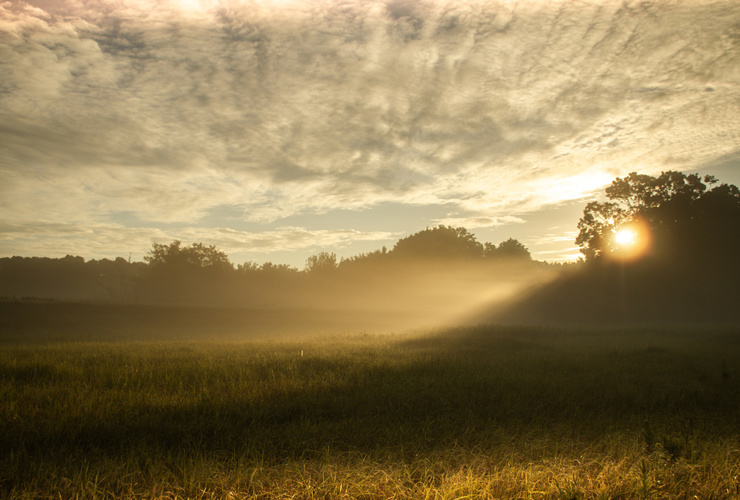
260 262 299 274
145 240 233 271
576 171 740 263
304 252 338 274
237 261 260 273
492 174 740 324
575 201 630 261
0 255 143 302
484 238 532 260
86 257 140 300
338 247 389 270
391 226 484 260
141 241 234 304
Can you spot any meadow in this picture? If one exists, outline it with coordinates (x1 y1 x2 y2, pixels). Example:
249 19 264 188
1 302 739 499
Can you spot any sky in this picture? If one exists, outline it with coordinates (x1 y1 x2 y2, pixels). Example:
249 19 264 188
1 0 739 268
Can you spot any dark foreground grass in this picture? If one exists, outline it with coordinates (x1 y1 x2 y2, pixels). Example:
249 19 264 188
1 313 740 498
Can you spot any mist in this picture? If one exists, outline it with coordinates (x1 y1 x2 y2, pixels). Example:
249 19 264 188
0 256 559 342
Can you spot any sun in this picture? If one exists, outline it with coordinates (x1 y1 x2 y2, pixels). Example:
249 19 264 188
610 220 652 261
614 228 636 246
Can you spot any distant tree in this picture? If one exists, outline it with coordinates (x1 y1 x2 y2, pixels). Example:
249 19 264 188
144 240 233 271
86 256 139 300
338 247 389 270
237 261 260 273
260 262 299 274
484 238 532 260
304 252 338 274
391 226 484 260
0 255 145 302
576 171 740 262
145 240 185 267
141 241 234 304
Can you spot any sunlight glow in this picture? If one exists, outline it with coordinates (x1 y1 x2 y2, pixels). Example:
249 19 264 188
610 220 652 261
531 170 616 206
615 229 636 246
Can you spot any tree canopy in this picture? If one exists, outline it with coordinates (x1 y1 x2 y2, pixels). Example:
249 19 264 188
391 226 484 260
576 171 740 263
484 238 532 260
2 227 537 308
144 240 233 271
304 252 338 274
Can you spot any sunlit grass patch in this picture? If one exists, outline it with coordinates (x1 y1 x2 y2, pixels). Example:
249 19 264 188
6 446 740 499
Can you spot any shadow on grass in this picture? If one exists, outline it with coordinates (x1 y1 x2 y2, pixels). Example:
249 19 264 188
3 324 739 475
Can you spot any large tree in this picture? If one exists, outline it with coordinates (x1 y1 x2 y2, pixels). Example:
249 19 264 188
142 241 235 304
484 238 532 260
144 240 233 271
391 226 484 260
576 171 740 263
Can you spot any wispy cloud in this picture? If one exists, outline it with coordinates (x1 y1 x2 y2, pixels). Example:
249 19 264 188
1 0 739 261
529 232 580 246
0 217 396 263
433 215 526 229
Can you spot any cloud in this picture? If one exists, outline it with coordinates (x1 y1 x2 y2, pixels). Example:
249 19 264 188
530 233 580 246
0 217 396 264
525 231 582 262
433 215 526 229
1 0 740 260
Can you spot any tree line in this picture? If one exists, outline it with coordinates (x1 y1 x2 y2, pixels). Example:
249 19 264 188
0 227 537 306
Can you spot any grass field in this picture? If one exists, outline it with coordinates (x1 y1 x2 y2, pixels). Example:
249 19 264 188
1 303 739 499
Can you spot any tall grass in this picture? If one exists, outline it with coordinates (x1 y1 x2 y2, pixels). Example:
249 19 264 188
1 321 739 498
